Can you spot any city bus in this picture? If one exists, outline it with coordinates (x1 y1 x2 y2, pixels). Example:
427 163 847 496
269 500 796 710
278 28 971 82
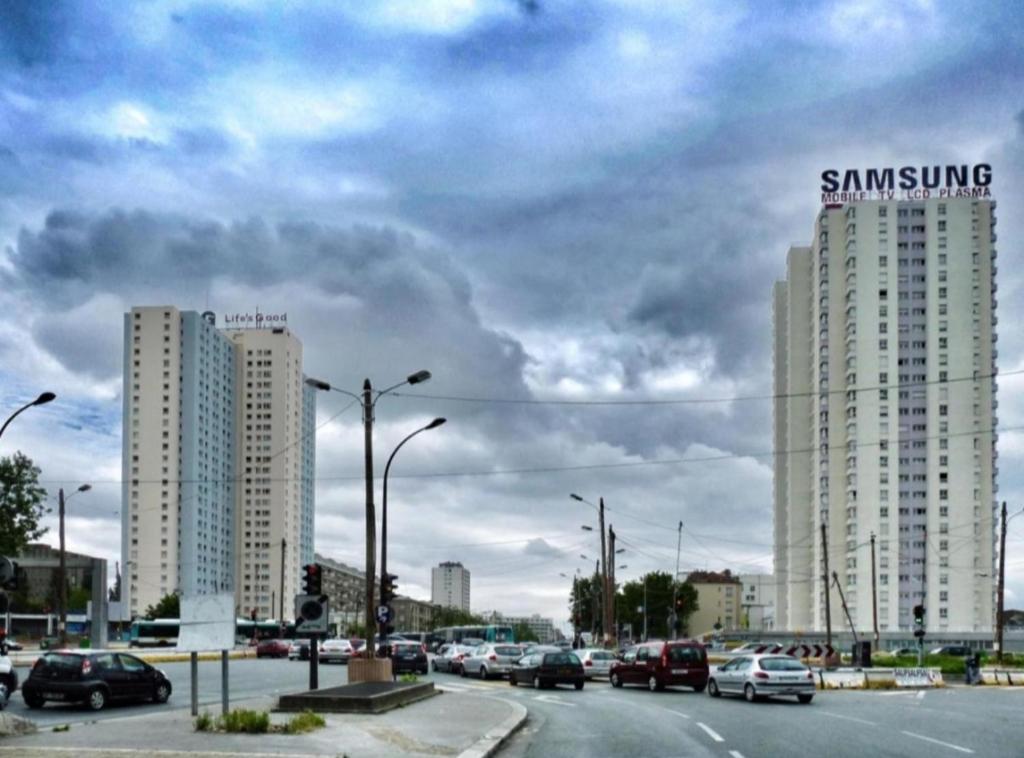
129 618 284 647
434 624 515 645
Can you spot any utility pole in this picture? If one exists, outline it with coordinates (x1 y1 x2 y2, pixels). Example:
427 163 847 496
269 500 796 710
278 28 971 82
999 499 1007 667
871 532 879 648
598 498 608 647
280 538 286 621
672 520 682 640
58 488 67 647
642 575 648 642
608 526 616 645
821 522 832 652
591 559 599 640
832 571 858 644
362 379 376 656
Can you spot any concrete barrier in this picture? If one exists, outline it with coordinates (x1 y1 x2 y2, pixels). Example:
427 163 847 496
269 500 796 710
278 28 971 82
980 668 1021 685
348 656 393 683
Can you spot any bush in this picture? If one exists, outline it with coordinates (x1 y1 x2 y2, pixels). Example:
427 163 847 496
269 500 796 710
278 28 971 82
220 709 270 734
399 673 419 683
194 712 214 732
282 710 326 735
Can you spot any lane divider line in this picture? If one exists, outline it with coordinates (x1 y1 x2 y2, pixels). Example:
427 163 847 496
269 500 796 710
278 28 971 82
817 710 877 726
656 706 691 719
729 751 746 758
900 731 974 754
696 722 724 743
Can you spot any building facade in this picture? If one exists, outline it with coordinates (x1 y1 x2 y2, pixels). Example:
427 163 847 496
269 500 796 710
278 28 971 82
392 596 435 632
685 570 743 635
774 196 998 634
738 573 776 631
122 307 315 621
316 554 373 633
431 561 470 612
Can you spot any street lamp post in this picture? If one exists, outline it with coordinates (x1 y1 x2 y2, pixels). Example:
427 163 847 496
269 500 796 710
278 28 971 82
58 483 91 646
0 392 56 440
571 493 610 647
306 370 431 656
379 417 446 650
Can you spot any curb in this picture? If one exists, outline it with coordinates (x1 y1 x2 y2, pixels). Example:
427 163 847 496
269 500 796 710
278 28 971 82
456 698 528 758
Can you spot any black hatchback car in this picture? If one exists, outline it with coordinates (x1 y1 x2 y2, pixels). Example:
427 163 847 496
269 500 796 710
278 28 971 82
389 641 429 674
510 651 585 690
22 651 172 711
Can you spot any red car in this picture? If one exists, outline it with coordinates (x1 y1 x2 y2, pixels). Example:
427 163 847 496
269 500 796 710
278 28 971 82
609 640 709 692
256 638 290 658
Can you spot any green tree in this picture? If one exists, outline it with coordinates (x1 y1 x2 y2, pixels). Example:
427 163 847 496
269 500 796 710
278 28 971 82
568 571 604 639
145 592 180 619
615 572 699 640
0 452 49 555
428 605 486 630
512 623 538 643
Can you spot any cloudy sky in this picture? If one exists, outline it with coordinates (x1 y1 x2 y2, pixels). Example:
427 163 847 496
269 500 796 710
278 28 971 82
1 0 1023 632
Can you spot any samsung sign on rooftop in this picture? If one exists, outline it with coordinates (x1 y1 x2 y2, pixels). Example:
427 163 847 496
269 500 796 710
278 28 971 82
820 164 992 204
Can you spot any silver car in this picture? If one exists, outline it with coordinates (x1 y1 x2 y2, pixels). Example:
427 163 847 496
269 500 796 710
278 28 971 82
432 643 476 674
575 648 615 679
708 654 816 704
461 643 524 679
318 638 354 664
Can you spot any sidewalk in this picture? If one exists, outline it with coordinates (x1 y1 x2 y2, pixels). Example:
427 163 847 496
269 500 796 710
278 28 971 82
0 690 526 758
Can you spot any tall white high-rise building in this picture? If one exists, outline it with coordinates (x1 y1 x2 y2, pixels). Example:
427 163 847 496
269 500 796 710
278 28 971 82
773 194 998 634
122 307 315 620
432 561 471 612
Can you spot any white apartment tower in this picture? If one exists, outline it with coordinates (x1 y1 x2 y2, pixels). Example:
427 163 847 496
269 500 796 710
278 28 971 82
432 561 471 612
774 194 998 634
122 307 315 620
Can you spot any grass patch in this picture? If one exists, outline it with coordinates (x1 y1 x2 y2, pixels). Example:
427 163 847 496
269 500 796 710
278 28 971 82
282 710 326 734
399 673 419 683
220 709 270 734
52 724 70 732
193 708 326 735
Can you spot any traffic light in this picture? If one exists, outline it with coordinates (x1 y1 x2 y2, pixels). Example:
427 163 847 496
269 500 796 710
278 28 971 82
302 563 322 595
381 573 398 605
913 604 926 638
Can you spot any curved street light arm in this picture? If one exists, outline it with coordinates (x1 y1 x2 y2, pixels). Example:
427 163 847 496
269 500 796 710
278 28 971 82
0 392 57 440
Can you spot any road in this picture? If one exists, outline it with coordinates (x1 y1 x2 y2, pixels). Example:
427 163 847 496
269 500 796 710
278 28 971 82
435 671 1024 758
5 657 1024 756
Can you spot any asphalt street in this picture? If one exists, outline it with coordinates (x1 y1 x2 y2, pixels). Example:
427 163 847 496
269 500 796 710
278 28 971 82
5 657 1024 757
436 672 1024 758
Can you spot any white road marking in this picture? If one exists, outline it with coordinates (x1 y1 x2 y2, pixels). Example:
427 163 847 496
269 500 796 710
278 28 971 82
817 711 877 726
657 706 691 719
696 722 724 743
729 752 746 758
534 694 577 707
916 690 926 700
901 731 974 754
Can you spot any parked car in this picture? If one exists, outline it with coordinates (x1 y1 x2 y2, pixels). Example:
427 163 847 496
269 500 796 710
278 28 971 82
609 640 708 692
883 647 917 657
390 641 429 675
288 640 310 660
319 638 354 664
0 638 23 652
929 645 973 657
461 644 523 680
721 642 775 657
575 648 616 679
22 651 172 711
434 644 475 674
509 651 585 690
707 654 815 704
256 638 290 658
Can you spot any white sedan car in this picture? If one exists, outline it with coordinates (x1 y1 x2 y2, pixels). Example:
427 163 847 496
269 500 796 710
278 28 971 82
319 638 354 664
708 654 816 704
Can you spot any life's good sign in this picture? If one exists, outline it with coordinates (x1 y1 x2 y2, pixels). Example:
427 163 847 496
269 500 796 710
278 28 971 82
821 164 992 204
